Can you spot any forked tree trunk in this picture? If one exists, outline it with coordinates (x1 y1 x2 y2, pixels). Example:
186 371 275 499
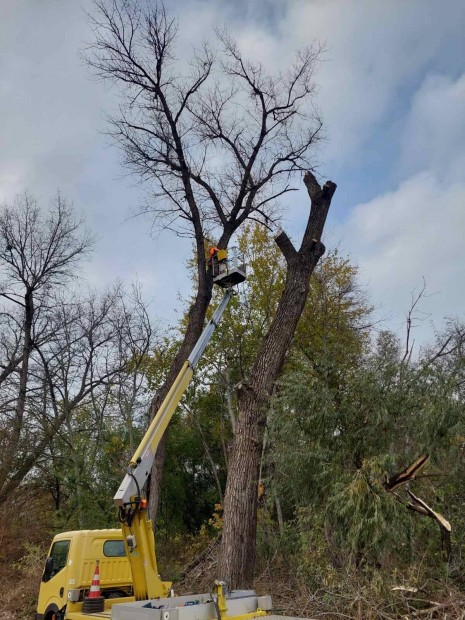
218 172 336 587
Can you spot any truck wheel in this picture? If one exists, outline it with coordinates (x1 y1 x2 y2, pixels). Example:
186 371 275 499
43 604 58 620
106 590 129 599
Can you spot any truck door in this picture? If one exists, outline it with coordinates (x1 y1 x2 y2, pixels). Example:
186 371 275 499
38 539 71 618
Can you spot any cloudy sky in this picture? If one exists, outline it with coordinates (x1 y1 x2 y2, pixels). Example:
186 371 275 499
1 0 464 348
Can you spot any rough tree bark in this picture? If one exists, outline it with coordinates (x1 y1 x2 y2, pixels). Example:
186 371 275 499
218 171 337 588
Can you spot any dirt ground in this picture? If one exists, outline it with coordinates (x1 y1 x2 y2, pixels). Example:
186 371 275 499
3 554 464 620
0 568 40 620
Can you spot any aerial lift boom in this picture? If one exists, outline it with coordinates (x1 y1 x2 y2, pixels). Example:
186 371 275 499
114 249 245 603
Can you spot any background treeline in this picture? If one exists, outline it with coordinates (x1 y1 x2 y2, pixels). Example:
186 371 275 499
2 197 465 618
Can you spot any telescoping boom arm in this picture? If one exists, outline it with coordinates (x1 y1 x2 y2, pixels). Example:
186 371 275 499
114 287 233 507
113 248 245 602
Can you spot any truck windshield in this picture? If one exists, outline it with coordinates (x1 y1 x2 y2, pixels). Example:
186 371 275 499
47 540 70 578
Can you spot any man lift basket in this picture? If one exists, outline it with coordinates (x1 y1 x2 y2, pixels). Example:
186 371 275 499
209 247 246 288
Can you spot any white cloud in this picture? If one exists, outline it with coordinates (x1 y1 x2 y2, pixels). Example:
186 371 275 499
340 71 465 343
229 0 465 165
345 173 465 288
400 73 465 181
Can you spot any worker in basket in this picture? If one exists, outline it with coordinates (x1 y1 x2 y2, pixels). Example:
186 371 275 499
208 246 227 278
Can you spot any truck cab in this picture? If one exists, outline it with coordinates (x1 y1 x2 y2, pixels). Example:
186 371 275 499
36 529 133 620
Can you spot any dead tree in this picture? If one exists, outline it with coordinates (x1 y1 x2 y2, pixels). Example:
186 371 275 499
0 193 93 505
218 172 336 587
86 0 323 519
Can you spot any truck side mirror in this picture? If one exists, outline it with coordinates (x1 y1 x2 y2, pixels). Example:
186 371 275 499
43 557 54 582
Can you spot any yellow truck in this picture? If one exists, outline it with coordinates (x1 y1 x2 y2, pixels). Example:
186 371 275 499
36 529 134 619
36 253 278 620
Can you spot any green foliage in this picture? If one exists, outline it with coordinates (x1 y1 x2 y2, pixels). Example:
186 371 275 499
327 457 407 564
13 542 47 575
268 318 465 590
291 249 372 376
47 408 143 531
159 408 224 534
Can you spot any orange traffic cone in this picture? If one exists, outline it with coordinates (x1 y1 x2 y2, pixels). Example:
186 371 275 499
82 560 104 614
88 560 101 598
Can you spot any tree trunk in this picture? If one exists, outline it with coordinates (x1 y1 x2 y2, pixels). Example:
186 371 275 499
66 418 84 529
218 173 336 587
225 367 236 434
0 290 33 494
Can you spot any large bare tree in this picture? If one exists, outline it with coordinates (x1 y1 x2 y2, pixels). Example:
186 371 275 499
86 0 323 518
